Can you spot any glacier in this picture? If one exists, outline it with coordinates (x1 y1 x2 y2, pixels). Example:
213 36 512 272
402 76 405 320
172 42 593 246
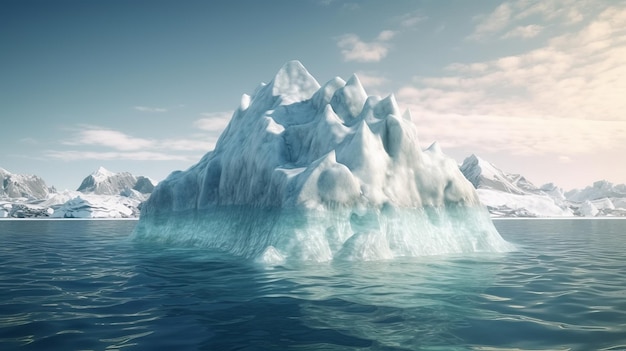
133 61 513 262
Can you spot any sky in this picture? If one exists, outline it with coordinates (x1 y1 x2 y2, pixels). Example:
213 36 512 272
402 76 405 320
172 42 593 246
1 0 625 191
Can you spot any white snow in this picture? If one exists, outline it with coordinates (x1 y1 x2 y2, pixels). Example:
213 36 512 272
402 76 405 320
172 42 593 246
135 61 513 263
92 166 116 182
50 194 140 218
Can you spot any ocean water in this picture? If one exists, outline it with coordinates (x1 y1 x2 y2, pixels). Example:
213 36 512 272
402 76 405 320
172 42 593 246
0 219 625 351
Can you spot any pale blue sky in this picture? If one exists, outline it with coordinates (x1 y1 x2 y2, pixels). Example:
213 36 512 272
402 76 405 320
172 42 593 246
1 0 625 190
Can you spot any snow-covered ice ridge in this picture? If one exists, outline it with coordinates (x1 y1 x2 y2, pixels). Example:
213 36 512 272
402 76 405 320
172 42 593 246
134 61 513 263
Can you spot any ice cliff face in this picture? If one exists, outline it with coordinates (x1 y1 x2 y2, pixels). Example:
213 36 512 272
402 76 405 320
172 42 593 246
134 61 512 262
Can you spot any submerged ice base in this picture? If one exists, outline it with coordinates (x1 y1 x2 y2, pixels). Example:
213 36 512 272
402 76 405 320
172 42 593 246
133 206 513 264
134 61 513 262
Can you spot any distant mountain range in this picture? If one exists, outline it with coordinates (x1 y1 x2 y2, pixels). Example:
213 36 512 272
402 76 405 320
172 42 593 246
460 154 626 217
1 159 625 218
0 167 155 218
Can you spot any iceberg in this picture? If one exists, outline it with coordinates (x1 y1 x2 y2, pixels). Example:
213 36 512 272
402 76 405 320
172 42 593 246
133 61 513 262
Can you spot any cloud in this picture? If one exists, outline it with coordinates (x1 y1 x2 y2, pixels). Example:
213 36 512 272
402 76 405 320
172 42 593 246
396 12 427 28
514 0 585 24
19 137 38 145
134 106 168 113
468 0 599 41
336 30 396 62
559 156 572 163
502 24 543 39
64 128 154 151
44 150 194 162
161 139 215 152
354 71 389 88
397 3 626 157
193 111 233 132
317 0 360 11
468 2 512 40
56 124 219 162
393 105 626 157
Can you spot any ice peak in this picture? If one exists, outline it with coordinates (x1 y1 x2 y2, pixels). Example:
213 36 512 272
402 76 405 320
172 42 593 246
346 73 362 87
466 154 482 164
426 141 442 154
270 60 320 103
330 73 368 122
373 94 400 119
402 109 412 121
93 166 114 177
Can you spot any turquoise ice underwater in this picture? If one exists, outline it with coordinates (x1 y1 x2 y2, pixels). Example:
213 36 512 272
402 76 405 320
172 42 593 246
1 219 625 350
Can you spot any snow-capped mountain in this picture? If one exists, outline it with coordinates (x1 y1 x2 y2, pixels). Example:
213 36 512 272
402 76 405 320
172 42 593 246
0 167 52 200
77 166 154 195
460 155 573 217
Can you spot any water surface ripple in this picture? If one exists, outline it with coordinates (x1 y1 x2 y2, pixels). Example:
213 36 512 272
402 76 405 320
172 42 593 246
0 219 625 350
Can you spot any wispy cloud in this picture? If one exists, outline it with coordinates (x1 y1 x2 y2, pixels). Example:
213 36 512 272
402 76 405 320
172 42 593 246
397 12 427 28
468 2 512 40
468 0 595 41
317 0 360 11
161 138 214 152
336 30 396 62
193 111 233 132
19 137 38 145
134 106 168 113
52 121 223 162
64 128 154 151
354 71 389 89
502 24 543 39
44 150 194 162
